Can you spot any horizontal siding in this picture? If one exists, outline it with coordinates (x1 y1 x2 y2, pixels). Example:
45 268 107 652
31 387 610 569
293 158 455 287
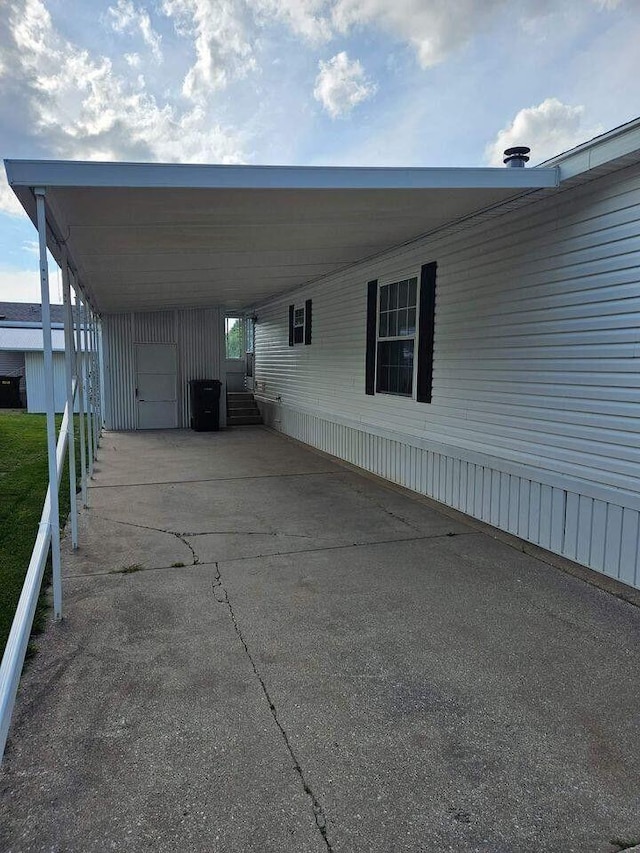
0 351 25 399
0 350 24 376
104 308 221 429
253 162 640 589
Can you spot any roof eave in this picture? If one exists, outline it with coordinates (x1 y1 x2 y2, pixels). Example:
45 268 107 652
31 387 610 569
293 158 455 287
4 160 559 192
537 115 640 181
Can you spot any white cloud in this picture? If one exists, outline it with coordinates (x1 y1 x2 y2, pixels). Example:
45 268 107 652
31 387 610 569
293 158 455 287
254 0 332 42
0 174 26 218
313 51 376 117
22 239 40 256
329 0 624 68
107 0 163 61
331 0 500 67
0 266 61 304
0 0 250 216
485 98 603 166
1 0 246 170
162 0 257 101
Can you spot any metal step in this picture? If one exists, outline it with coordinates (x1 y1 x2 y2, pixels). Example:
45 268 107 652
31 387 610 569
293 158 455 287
227 414 263 425
226 391 262 426
227 392 255 401
227 406 261 416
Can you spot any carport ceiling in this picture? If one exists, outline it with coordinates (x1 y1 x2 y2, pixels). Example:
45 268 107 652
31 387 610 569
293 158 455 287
5 160 558 314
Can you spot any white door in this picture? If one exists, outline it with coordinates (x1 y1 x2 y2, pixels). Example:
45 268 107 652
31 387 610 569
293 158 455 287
135 343 178 429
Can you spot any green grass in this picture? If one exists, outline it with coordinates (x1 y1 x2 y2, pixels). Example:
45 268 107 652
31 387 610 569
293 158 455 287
0 410 80 656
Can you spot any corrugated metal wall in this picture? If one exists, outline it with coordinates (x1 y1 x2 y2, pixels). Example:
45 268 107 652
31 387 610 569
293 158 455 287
24 352 78 413
254 162 640 589
103 308 221 429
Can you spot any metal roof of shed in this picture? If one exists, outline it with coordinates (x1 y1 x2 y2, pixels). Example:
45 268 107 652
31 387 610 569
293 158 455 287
4 160 558 314
0 326 66 352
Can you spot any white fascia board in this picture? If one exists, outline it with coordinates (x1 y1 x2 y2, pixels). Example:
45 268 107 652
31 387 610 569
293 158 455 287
4 159 558 191
537 115 640 181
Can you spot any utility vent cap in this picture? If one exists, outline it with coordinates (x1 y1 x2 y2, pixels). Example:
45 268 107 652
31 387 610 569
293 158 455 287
504 146 530 167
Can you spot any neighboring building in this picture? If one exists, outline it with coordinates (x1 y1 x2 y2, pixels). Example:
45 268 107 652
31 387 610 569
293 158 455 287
0 302 71 412
5 117 640 590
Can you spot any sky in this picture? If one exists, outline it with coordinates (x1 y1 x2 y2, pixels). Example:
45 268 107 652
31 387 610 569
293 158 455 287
0 0 638 304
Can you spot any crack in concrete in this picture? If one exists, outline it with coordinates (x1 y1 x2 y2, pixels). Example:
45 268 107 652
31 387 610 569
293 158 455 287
64 529 482 579
334 473 431 534
175 530 339 543
90 515 200 565
93 514 338 546
176 534 199 565
211 562 334 852
88 470 340 489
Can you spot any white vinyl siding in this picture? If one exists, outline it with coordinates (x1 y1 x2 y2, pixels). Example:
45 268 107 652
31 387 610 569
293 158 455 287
0 350 24 376
253 161 640 588
0 351 25 402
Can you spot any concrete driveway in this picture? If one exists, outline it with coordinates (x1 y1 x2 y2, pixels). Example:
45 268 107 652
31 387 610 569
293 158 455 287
1 427 639 853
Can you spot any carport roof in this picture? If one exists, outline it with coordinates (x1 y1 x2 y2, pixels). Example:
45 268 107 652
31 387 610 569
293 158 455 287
5 160 558 314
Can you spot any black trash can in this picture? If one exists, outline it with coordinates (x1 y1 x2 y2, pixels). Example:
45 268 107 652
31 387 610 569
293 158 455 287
0 376 21 408
189 379 222 431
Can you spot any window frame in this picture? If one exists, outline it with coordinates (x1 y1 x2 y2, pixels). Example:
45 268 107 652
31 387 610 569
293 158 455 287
293 306 305 345
375 268 421 399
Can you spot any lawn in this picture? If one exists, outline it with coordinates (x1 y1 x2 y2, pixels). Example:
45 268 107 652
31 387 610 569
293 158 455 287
0 410 80 656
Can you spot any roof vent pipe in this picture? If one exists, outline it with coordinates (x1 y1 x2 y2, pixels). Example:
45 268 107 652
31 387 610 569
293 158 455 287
503 146 530 167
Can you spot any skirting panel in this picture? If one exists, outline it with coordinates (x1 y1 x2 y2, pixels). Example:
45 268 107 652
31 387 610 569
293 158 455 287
258 399 640 590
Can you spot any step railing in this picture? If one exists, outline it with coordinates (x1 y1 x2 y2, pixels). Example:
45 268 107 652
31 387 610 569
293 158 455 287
0 383 76 761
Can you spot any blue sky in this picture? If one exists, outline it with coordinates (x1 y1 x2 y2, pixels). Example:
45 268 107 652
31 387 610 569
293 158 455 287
0 0 638 303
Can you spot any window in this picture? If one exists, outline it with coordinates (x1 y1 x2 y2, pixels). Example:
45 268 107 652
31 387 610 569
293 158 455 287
225 317 243 359
288 300 313 346
376 277 417 396
293 307 305 344
365 262 437 402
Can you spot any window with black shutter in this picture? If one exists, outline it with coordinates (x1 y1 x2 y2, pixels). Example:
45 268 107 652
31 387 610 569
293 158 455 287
289 300 312 346
365 263 436 402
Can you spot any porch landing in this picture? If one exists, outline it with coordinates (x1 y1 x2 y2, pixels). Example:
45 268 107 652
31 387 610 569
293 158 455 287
1 428 639 852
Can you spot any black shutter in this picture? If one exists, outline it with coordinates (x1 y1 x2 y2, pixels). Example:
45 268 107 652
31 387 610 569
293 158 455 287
416 262 437 403
288 304 294 347
365 279 378 395
304 299 312 345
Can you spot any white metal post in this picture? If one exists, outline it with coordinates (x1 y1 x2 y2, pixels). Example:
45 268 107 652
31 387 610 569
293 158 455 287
35 189 62 620
91 311 100 451
96 318 103 441
61 255 78 549
83 301 94 477
75 290 88 508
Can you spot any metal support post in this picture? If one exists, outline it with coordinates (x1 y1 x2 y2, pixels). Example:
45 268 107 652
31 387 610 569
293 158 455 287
74 290 88 508
82 301 94 477
35 189 63 620
96 318 103 442
61 255 78 549
91 312 99 452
